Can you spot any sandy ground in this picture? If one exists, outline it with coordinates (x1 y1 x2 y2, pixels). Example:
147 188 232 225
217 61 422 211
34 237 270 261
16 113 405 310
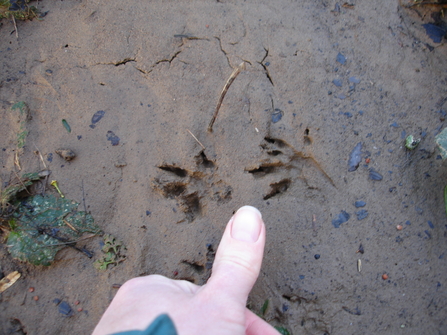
1 1 447 334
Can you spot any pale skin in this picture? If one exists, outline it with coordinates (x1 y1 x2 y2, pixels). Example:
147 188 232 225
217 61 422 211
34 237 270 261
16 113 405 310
93 206 280 335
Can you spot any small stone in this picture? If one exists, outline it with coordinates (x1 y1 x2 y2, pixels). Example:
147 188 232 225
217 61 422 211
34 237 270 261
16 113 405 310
28 287 34 293
349 76 360 84
382 274 388 280
332 79 343 87
33 296 39 301
396 225 403 231
74 300 80 306
354 201 366 208
314 254 320 260
356 210 368 220
55 149 76 161
336 52 346 65
77 307 83 312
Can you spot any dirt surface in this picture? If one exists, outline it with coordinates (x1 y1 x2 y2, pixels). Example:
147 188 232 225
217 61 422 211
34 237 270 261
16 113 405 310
1 1 447 334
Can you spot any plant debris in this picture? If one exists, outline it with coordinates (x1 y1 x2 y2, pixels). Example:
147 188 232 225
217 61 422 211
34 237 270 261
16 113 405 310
94 234 127 270
0 0 39 20
5 194 100 266
0 271 21 293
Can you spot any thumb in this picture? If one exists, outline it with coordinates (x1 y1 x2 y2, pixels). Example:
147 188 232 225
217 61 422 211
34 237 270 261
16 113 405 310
205 206 266 306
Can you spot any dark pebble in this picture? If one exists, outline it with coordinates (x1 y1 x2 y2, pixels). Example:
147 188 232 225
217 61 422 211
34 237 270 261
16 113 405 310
58 301 73 316
45 69 53 75
106 131 120 146
405 220 411 225
355 200 366 208
422 23 446 43
356 210 368 220
395 236 404 243
390 122 399 128
332 211 350 228
332 79 343 87
271 109 283 123
424 230 432 239
369 169 383 181
428 220 434 229
314 254 320 259
349 76 360 84
344 112 352 118
336 52 346 65
53 298 61 305
90 110 106 128
146 210 151 216
77 135 82 140
47 153 53 162
282 304 289 312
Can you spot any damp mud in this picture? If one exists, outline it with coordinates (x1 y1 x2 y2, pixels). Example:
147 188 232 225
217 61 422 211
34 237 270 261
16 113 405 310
1 1 447 334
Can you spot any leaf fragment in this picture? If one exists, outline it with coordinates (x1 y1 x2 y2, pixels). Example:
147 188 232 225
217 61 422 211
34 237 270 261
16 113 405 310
0 271 21 293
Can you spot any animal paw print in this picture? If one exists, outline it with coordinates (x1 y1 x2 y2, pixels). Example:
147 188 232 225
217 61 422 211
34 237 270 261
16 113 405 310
152 150 232 223
245 137 334 200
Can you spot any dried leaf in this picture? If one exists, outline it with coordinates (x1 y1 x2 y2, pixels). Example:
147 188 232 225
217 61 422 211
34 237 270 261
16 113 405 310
0 271 21 293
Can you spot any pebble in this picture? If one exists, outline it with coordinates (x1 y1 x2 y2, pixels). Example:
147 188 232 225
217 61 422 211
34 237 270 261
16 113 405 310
45 69 53 75
106 131 120 146
336 52 346 65
314 254 320 260
58 301 73 316
77 308 83 312
428 220 434 229
348 142 363 172
89 110 106 129
349 76 360 84
422 23 446 43
28 287 34 293
356 210 368 220
369 169 383 181
271 109 283 123
332 79 343 87
382 274 388 280
55 148 76 161
332 211 350 228
355 200 366 208
396 225 403 230
33 296 39 301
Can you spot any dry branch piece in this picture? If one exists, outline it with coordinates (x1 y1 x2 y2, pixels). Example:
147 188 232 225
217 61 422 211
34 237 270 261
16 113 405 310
208 62 246 132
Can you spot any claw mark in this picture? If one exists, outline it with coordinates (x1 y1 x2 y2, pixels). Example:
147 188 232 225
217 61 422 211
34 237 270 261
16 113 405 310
263 179 291 200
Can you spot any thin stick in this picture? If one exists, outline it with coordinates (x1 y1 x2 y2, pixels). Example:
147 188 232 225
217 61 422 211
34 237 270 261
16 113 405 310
208 62 246 132
63 219 78 232
186 129 206 150
12 16 18 39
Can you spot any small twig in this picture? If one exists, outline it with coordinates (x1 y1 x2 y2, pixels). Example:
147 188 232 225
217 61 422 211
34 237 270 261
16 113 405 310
14 152 21 171
208 62 246 132
186 129 206 150
63 219 78 232
12 16 18 39
33 145 48 170
13 170 31 196
41 233 97 247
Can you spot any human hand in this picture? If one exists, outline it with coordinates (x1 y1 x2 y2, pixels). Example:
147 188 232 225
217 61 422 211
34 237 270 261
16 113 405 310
93 206 279 335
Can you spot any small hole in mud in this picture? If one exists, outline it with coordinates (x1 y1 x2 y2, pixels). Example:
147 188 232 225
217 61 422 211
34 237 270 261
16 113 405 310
158 165 188 178
179 192 201 222
197 151 215 168
264 137 286 148
305 128 309 136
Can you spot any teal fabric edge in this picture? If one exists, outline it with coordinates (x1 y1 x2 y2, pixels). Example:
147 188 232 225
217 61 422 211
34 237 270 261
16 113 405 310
112 314 178 335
